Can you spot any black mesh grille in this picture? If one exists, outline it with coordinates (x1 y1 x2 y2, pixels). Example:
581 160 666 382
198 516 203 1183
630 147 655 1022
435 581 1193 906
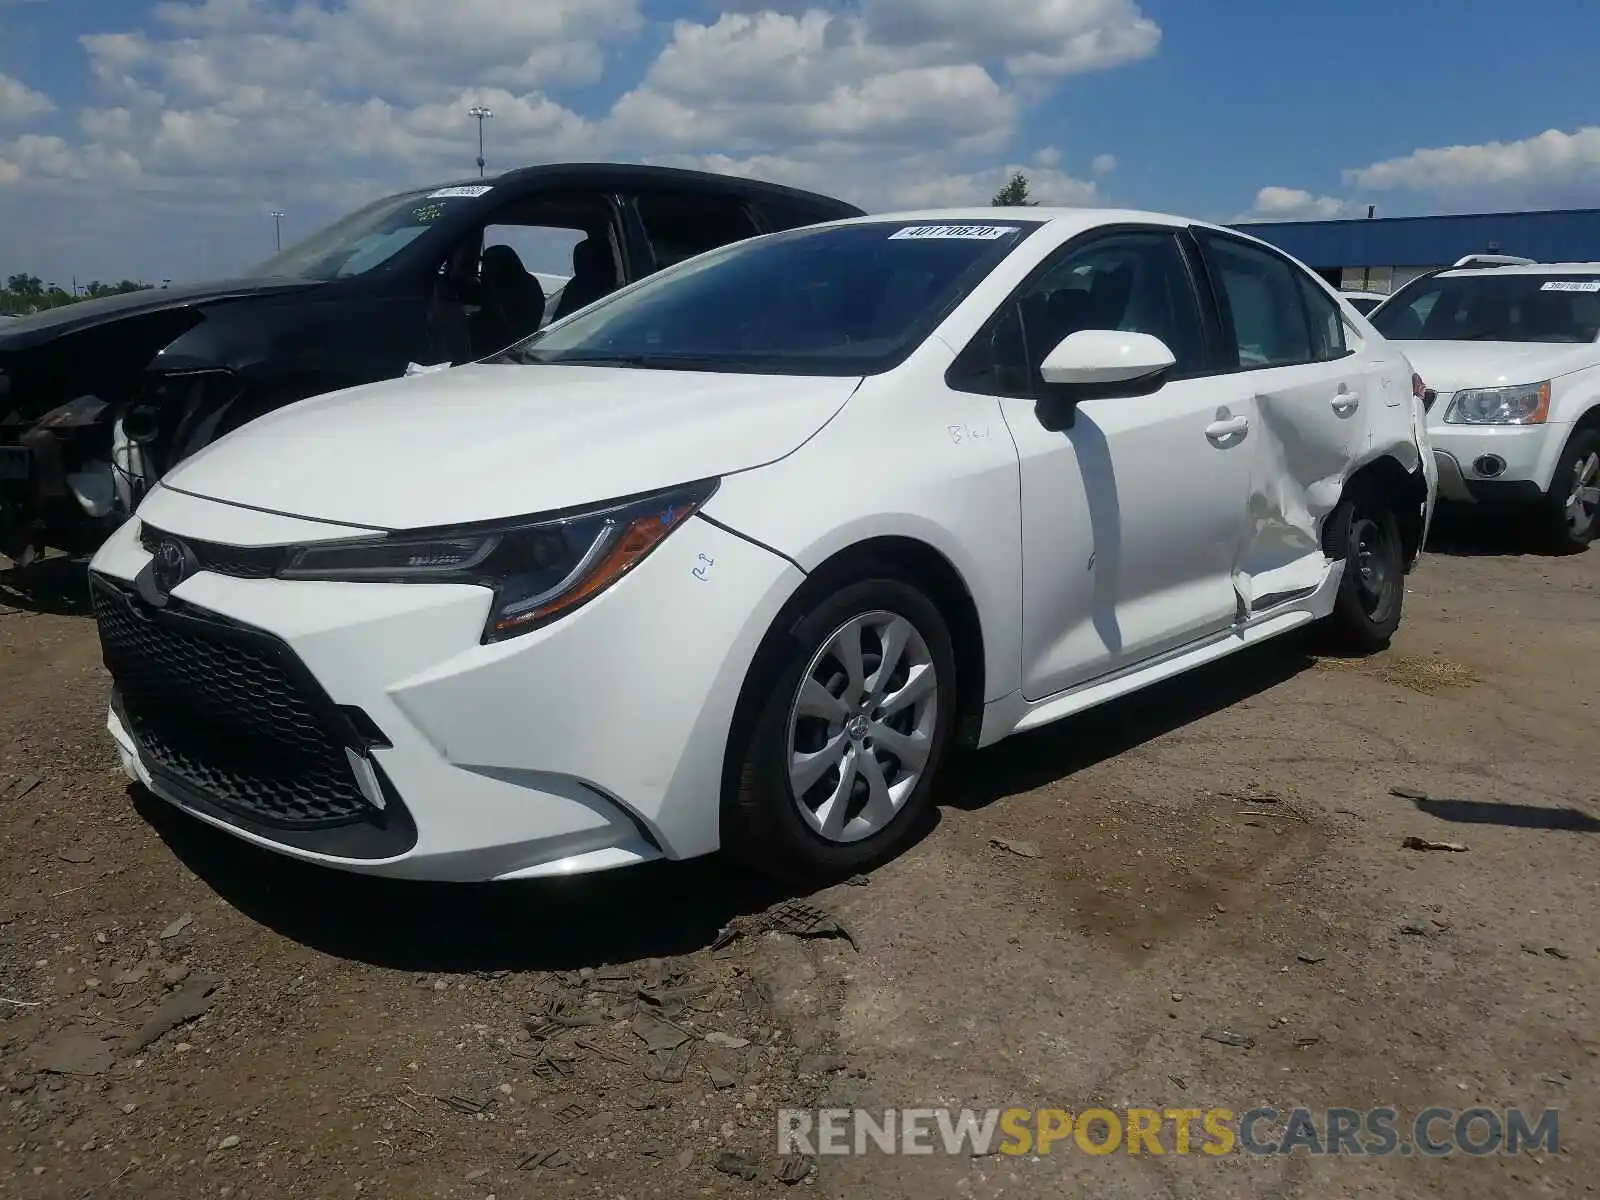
139 522 285 579
93 578 374 827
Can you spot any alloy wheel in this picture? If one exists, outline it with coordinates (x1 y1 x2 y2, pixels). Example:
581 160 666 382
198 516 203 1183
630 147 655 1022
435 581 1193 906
785 611 939 844
1566 450 1600 538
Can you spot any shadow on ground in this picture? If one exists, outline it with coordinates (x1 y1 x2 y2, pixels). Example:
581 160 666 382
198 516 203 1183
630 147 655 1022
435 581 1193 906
1425 509 1587 559
134 634 1319 974
1403 792 1600 832
132 785 798 975
0 555 93 617
938 633 1317 812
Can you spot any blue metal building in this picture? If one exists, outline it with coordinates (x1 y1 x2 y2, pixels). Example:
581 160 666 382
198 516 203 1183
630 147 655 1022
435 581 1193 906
1232 208 1600 295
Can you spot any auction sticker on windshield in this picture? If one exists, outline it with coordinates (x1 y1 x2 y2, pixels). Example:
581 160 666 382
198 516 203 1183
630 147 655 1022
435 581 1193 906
428 185 494 199
1540 280 1600 292
889 225 1019 241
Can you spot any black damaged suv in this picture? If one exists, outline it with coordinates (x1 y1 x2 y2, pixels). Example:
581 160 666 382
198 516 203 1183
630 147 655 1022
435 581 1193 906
0 163 861 564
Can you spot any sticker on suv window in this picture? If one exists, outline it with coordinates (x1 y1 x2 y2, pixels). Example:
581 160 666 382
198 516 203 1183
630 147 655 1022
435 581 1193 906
428 185 494 199
1540 280 1600 292
889 224 1018 241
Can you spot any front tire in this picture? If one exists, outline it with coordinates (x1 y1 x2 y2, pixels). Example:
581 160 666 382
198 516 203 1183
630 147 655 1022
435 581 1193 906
1541 427 1600 553
721 577 957 883
1321 486 1406 654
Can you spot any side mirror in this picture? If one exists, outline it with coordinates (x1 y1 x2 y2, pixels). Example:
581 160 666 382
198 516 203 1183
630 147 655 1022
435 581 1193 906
1039 329 1177 387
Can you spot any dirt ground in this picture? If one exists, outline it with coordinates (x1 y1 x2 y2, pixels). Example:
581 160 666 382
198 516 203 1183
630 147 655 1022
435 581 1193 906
1 522 1596 1200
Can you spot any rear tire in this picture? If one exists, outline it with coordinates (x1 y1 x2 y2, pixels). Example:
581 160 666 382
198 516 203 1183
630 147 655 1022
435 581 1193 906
721 576 957 884
1540 427 1600 554
1321 485 1406 654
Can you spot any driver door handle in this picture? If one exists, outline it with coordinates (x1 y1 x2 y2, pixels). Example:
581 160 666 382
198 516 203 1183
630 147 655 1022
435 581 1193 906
1205 415 1250 444
1331 392 1361 417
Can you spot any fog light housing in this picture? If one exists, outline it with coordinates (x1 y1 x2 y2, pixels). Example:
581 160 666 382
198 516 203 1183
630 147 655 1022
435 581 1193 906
1473 454 1506 478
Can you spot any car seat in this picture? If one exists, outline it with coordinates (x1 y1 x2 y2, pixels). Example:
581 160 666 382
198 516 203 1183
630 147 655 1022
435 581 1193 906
476 245 546 354
551 237 619 321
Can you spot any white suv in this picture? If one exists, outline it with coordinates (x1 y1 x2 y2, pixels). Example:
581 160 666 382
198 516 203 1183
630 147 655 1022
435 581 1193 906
1370 260 1600 551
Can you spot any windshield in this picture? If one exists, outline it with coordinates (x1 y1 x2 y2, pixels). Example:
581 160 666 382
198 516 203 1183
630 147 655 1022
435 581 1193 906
249 185 490 280
494 219 1040 375
1371 273 1600 343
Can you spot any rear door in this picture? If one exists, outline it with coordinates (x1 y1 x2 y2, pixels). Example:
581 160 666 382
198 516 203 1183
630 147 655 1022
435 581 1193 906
1191 229 1378 612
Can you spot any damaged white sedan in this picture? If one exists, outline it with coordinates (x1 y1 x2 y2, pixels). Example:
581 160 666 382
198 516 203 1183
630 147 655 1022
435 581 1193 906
88 208 1435 884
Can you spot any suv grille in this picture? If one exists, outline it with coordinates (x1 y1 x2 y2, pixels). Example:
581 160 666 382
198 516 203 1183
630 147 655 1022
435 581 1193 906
139 523 286 579
93 576 377 827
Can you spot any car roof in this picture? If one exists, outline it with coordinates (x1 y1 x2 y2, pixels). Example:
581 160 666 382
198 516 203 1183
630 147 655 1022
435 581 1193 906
1441 262 1600 278
824 207 1326 256
419 162 864 216
838 206 1200 231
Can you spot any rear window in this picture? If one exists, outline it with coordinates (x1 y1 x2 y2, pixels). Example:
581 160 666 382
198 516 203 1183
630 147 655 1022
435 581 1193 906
496 219 1042 376
1371 274 1600 343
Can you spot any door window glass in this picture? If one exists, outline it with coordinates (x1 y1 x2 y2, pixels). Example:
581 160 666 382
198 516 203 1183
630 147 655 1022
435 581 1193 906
636 192 761 271
1198 234 1314 368
1298 274 1347 361
950 230 1207 397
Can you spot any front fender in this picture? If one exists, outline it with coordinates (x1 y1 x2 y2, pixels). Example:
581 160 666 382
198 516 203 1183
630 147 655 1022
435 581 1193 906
701 371 1024 705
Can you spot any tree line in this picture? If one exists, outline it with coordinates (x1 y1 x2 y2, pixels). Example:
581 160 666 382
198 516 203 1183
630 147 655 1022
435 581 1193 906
1 273 152 317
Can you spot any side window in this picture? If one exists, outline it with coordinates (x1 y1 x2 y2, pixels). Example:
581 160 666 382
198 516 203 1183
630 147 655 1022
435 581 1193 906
636 191 761 272
1197 233 1312 368
1297 274 1347 360
443 194 624 355
950 230 1207 398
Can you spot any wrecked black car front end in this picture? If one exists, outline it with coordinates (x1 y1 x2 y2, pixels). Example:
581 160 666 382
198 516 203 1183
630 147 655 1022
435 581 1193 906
0 280 323 566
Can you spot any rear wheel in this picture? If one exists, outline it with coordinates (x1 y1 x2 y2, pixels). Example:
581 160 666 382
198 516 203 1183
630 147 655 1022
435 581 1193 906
1541 428 1600 553
721 577 957 883
1321 486 1405 654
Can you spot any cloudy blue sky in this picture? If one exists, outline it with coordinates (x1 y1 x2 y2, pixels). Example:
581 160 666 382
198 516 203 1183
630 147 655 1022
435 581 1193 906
2 0 1599 285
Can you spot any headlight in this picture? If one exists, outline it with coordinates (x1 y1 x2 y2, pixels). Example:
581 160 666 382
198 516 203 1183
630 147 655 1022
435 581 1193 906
1443 381 1550 425
279 480 717 641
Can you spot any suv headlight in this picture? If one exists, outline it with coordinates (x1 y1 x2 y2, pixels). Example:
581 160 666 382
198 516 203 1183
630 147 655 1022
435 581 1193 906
279 480 717 641
1443 381 1550 425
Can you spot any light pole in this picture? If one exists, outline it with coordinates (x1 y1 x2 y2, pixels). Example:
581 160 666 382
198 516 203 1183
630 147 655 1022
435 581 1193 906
468 105 494 177
270 210 284 251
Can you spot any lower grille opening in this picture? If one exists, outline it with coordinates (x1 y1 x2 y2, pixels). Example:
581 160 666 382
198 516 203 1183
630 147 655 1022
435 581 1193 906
93 575 400 835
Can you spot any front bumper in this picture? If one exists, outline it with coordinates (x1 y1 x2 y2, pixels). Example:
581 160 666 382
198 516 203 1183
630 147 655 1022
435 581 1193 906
89 487 804 881
1426 415 1562 503
1431 448 1544 505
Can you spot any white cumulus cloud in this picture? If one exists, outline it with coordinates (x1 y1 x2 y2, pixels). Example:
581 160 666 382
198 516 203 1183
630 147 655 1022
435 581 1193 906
1240 186 1356 221
1344 125 1600 205
0 73 53 123
0 0 1158 281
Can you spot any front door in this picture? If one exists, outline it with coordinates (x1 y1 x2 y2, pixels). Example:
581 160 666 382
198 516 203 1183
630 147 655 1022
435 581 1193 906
949 228 1256 701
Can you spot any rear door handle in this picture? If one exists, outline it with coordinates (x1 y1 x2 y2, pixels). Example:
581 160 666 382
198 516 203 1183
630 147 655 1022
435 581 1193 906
1205 415 1250 443
1331 393 1360 417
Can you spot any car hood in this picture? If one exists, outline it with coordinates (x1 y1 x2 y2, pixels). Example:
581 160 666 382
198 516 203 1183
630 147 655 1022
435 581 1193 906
162 363 861 529
1398 341 1598 393
0 277 321 351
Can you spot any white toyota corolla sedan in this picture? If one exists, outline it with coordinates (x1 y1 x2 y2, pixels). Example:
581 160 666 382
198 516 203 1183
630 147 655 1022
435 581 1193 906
89 209 1436 883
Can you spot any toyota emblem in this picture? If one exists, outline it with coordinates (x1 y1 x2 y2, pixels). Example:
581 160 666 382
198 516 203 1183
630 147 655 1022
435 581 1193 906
150 538 192 596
